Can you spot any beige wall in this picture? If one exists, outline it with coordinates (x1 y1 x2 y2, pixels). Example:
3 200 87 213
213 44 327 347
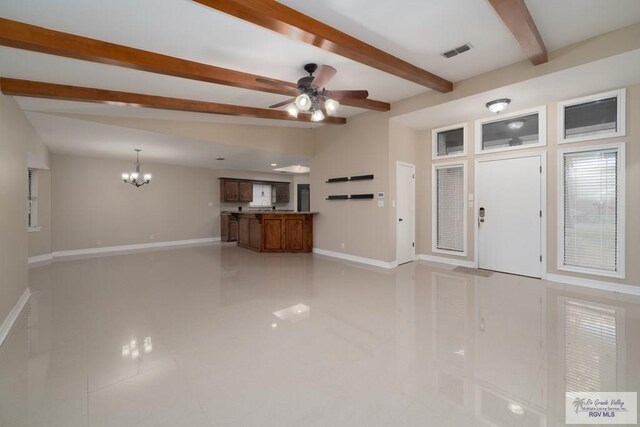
0 94 44 322
28 169 52 258
311 112 392 261
52 154 220 251
50 154 301 252
418 84 640 286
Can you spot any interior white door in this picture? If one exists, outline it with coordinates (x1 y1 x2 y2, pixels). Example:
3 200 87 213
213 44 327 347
396 162 415 265
477 155 542 278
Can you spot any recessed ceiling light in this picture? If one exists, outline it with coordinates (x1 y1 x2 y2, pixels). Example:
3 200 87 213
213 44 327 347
216 157 225 161
271 163 277 167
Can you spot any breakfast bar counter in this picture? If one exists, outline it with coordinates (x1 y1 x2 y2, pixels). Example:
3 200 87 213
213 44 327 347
221 211 317 253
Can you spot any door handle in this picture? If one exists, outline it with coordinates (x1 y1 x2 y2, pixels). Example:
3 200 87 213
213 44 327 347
478 207 485 225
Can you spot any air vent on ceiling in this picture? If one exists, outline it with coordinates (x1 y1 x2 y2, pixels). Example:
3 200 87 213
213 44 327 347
441 43 472 59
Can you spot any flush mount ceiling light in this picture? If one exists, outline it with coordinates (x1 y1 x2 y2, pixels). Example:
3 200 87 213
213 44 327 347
507 120 525 130
486 98 511 114
121 149 151 188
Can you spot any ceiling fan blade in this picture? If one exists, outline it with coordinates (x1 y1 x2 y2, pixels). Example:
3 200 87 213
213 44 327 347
328 90 369 100
269 98 296 109
311 65 337 89
256 78 299 95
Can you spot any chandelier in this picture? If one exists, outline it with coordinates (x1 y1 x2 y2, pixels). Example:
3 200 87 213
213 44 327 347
121 149 152 188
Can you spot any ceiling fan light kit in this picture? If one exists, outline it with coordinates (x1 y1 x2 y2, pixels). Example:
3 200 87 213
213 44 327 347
267 63 369 122
311 109 325 122
294 93 312 111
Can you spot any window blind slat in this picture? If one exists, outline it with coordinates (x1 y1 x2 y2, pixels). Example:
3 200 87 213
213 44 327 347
436 166 464 252
562 149 618 272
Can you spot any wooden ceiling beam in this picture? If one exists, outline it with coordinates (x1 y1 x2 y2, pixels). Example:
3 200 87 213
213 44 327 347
488 0 548 65
0 18 389 112
0 78 347 124
193 0 453 93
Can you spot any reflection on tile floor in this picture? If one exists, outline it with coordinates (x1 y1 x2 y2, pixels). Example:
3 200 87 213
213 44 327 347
0 244 638 426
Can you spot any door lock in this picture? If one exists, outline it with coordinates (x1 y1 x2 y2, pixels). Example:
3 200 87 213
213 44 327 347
479 207 485 224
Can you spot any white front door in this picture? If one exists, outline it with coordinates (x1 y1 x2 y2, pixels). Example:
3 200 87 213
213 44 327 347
477 155 542 278
396 162 415 265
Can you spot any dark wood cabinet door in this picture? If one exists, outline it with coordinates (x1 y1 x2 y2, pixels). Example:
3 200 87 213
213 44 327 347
275 183 290 203
263 219 283 251
221 215 229 241
238 217 249 247
239 181 253 202
249 218 262 250
284 218 303 251
229 220 238 241
222 180 239 202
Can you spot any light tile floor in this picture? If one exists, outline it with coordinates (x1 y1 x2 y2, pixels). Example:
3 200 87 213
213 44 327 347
0 244 638 426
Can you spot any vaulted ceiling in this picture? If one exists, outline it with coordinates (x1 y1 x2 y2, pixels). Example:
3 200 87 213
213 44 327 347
1 0 639 171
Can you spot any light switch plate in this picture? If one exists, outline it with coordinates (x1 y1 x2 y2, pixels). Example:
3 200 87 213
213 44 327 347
378 200 384 207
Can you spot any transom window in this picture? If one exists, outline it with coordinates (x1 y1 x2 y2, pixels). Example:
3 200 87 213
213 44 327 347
475 106 546 154
558 89 625 144
432 123 466 159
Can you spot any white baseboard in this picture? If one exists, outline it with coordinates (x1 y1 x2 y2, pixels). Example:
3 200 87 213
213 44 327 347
0 288 30 349
45 237 220 261
417 254 476 269
547 273 640 296
313 248 397 269
28 253 53 267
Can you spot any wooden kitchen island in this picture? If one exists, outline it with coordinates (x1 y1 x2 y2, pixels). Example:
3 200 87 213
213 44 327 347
222 212 317 253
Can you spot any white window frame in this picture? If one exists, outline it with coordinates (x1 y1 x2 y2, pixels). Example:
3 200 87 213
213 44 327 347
27 168 41 232
432 160 467 256
558 88 626 144
431 122 467 160
557 142 625 279
474 106 547 155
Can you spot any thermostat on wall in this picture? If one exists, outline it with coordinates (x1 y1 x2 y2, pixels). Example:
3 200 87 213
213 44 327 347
377 192 385 199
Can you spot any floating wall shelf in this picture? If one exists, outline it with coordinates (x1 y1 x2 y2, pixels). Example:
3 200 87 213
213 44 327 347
325 194 374 200
326 174 374 183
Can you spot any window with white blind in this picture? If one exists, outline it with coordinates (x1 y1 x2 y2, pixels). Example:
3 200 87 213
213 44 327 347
432 162 466 255
27 168 39 230
559 144 625 278
563 299 622 394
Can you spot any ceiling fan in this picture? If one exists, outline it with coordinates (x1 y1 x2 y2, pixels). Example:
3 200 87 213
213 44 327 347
257 63 369 122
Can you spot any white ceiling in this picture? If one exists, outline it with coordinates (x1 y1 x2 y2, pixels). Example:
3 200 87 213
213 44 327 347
25 112 310 173
1 0 639 168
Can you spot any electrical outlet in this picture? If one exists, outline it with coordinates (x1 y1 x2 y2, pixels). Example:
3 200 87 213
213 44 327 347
97 240 102 246
150 234 155 240
341 242 345 249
